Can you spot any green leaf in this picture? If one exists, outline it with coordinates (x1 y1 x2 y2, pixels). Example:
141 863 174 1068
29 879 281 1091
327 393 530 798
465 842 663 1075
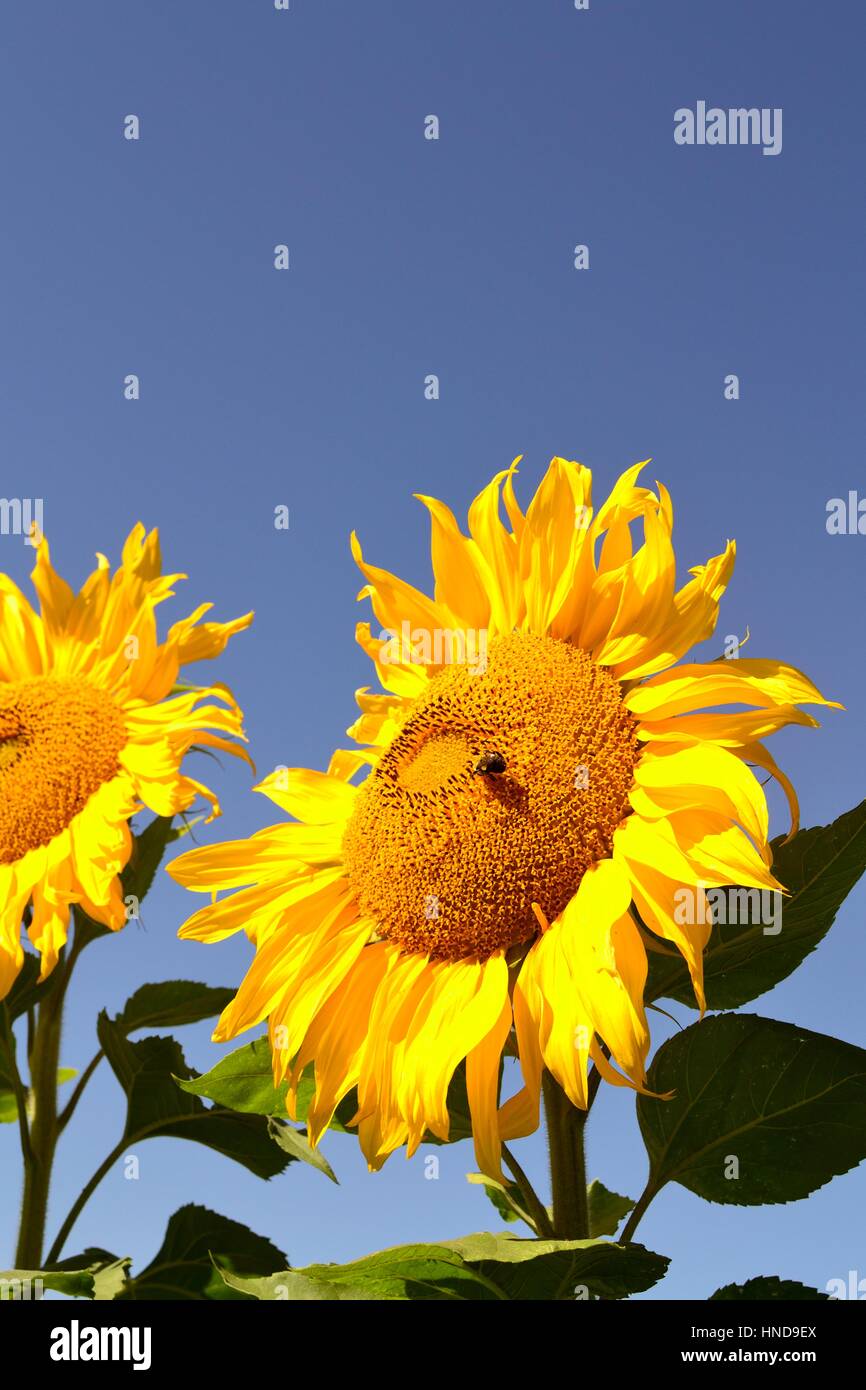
40 985 241 1131
73 815 200 950
177 1037 354 1131
119 1204 285 1300
0 1043 76 1124
445 1233 667 1299
220 1233 669 1301
648 799 866 1009
121 814 187 906
587 1179 635 1238
96 1012 289 1179
219 1249 481 1301
638 1013 866 1206
3 951 60 1022
0 1257 130 1301
179 1039 472 1151
91 1261 131 1300
176 1036 289 1115
466 1173 527 1225
47 1250 131 1301
71 903 113 947
115 980 235 1035
0 1268 91 1300
0 1026 20 1123
710 1276 829 1301
72 817 192 951
267 1118 338 1183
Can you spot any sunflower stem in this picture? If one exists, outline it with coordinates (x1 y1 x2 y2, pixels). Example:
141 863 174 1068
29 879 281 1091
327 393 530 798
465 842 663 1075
45 1136 129 1264
14 940 78 1270
502 1143 556 1239
619 1181 657 1244
15 991 63 1267
543 1071 589 1240
1 1002 33 1167
57 1048 103 1135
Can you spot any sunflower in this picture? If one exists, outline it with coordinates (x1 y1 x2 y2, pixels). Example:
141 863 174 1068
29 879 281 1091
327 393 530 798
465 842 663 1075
0 524 252 997
170 457 837 1182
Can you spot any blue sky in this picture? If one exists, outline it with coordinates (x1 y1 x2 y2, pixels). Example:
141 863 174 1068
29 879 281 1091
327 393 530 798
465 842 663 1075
1 0 864 1299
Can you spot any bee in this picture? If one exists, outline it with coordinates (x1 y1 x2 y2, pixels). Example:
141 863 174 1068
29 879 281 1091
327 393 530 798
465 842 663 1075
473 750 507 776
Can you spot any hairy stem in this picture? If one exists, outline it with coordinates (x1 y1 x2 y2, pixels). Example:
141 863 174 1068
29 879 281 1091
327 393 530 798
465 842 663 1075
14 936 81 1269
15 979 65 1267
1 1002 33 1167
57 1050 103 1135
542 1071 589 1240
47 1108 243 1262
619 1181 658 1244
45 1137 128 1265
502 1143 555 1238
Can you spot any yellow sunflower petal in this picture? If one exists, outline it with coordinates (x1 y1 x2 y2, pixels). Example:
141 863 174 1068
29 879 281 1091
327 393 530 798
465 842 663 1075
213 892 363 1042
355 951 431 1168
350 531 448 640
498 976 543 1141
637 706 818 745
516 859 649 1108
614 543 736 681
466 984 513 1181
397 953 510 1156
624 855 712 1010
632 742 770 854
254 767 358 825
466 459 523 632
177 869 347 945
739 740 801 840
414 493 491 630
626 658 840 720
286 941 391 1144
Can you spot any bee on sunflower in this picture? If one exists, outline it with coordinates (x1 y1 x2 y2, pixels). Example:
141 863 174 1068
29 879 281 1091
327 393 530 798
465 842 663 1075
170 457 837 1194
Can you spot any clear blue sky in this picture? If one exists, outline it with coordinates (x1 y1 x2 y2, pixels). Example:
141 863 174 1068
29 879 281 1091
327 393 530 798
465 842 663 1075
1 0 864 1299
